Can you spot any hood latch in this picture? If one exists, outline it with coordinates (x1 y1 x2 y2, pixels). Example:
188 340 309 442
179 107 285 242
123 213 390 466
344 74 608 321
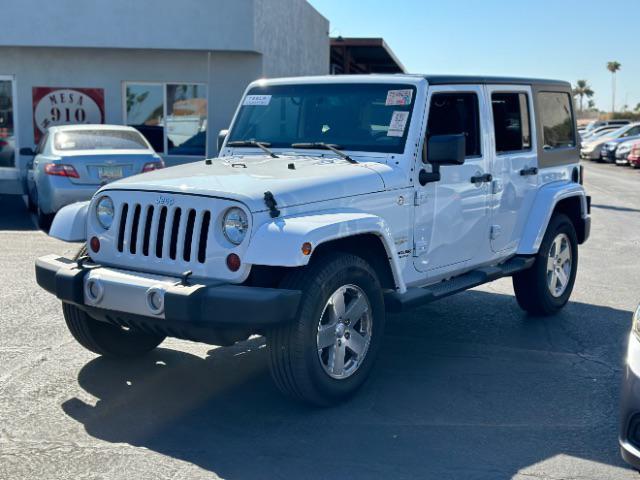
263 191 281 218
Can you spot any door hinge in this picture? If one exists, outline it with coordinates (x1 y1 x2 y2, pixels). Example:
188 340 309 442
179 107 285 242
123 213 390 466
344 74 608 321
413 239 428 257
490 225 502 240
414 191 428 206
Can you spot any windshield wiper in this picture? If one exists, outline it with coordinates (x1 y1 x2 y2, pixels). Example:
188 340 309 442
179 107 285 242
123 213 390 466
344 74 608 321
227 140 279 158
290 142 357 164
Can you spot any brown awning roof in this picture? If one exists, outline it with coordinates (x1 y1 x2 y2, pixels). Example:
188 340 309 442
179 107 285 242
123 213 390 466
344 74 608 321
330 37 406 75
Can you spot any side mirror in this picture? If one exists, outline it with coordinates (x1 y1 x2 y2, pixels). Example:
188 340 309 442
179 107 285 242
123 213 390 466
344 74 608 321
217 129 229 153
426 134 465 166
20 147 36 156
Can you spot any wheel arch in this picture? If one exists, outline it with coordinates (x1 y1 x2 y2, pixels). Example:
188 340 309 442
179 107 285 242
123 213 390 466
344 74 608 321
244 211 406 293
517 181 589 255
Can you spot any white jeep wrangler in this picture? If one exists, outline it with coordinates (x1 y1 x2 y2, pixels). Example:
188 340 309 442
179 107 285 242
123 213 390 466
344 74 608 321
36 75 591 406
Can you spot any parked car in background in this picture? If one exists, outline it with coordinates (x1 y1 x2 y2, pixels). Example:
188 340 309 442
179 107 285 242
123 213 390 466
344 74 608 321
24 124 164 229
620 304 640 470
628 142 640 168
581 123 640 160
613 139 638 166
600 136 640 163
580 125 622 142
583 119 631 133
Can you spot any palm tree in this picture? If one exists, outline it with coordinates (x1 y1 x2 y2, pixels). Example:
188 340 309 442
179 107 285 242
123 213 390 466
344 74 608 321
572 80 594 113
607 61 622 113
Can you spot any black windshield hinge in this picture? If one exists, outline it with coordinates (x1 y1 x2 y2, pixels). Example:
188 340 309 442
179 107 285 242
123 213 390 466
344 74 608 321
264 191 281 218
180 270 193 286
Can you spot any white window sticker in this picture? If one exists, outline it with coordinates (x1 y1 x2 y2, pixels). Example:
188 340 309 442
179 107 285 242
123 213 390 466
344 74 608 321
243 95 272 106
385 89 413 106
387 111 410 137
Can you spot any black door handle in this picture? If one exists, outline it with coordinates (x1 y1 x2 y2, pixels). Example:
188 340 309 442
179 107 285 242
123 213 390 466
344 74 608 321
470 173 492 184
519 167 538 176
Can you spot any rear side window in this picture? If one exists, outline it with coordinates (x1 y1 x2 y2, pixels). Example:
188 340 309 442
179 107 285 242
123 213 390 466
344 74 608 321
538 92 575 149
54 130 149 151
492 93 531 153
427 92 481 157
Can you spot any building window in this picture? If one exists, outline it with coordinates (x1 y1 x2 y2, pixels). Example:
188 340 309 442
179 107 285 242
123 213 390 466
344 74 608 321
0 79 15 168
538 92 575 149
125 82 207 156
427 92 481 157
492 92 531 153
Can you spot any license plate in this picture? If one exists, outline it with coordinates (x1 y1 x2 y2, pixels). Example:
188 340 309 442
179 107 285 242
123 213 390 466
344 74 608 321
98 166 123 180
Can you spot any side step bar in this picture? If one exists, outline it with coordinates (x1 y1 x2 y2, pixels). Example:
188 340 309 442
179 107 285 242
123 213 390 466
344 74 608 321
385 255 535 313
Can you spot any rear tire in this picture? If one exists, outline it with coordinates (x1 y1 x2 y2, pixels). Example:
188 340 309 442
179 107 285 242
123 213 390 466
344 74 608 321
37 204 54 231
513 214 578 316
267 253 385 406
63 303 165 358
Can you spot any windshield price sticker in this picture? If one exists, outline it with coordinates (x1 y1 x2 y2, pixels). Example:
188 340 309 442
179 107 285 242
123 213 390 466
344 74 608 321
385 89 413 106
387 111 410 137
243 95 272 106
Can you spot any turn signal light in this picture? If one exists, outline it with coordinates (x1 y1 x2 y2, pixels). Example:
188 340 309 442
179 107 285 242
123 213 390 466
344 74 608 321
226 253 241 272
90 236 100 253
301 242 313 256
142 160 165 172
44 163 80 178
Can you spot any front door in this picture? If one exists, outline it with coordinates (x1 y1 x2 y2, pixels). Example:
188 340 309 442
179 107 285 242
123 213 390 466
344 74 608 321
486 85 538 253
413 85 491 274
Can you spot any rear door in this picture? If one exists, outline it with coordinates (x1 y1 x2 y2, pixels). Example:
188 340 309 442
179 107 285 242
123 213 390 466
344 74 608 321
486 85 538 253
413 85 491 274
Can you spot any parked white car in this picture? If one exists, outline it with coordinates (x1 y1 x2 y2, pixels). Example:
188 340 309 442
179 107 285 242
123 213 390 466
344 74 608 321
581 123 640 160
36 75 591 405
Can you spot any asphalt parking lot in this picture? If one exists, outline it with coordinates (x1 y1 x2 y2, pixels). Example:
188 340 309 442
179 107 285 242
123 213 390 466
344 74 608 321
1 161 639 480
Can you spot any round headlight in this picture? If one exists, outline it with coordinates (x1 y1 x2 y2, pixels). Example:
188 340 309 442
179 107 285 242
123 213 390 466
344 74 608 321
96 196 114 230
222 207 248 245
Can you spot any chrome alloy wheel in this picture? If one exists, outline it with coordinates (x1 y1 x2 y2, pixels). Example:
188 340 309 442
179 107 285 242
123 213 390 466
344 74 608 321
316 284 372 379
546 233 572 298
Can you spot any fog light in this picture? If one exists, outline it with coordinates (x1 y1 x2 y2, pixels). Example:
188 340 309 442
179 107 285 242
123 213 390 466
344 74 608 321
146 287 165 315
84 277 104 304
226 253 241 272
90 236 100 253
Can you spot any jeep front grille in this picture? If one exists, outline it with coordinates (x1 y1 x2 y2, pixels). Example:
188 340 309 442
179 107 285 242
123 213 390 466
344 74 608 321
116 202 211 263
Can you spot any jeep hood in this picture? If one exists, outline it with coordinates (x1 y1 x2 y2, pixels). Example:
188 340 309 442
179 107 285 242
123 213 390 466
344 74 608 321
104 155 387 212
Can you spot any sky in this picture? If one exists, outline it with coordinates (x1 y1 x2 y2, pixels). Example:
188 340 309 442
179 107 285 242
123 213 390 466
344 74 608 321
309 0 640 112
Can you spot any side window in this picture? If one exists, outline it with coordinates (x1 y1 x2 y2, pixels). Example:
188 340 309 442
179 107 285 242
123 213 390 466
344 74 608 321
538 92 575 149
622 126 640 138
427 92 481 157
492 93 531 153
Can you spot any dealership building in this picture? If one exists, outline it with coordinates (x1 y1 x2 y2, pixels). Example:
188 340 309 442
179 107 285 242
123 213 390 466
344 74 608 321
0 0 329 195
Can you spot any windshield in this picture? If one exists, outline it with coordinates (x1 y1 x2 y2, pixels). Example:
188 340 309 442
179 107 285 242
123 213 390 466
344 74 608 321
54 130 150 151
228 83 417 154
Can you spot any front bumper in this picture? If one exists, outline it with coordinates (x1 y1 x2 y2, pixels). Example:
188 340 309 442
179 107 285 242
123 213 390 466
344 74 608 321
35 255 301 343
620 333 640 470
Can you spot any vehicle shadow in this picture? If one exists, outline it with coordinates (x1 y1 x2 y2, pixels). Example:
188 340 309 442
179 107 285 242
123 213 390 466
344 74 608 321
0 194 37 230
61 290 634 479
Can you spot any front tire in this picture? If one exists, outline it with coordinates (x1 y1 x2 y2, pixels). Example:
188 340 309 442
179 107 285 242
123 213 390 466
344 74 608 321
513 213 578 316
267 253 385 406
63 303 165 358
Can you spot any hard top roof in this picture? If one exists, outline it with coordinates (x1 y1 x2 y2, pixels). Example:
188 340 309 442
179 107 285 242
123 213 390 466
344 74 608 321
252 74 570 89
421 74 570 88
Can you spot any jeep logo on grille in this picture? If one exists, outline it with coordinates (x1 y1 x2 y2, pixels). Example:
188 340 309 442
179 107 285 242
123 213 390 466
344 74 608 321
155 195 175 207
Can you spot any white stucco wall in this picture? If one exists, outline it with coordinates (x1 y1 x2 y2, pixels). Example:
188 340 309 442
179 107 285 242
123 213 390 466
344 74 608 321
0 0 256 52
254 0 329 77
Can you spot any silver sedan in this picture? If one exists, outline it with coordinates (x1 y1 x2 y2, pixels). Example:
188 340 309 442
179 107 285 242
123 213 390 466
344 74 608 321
25 124 164 229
